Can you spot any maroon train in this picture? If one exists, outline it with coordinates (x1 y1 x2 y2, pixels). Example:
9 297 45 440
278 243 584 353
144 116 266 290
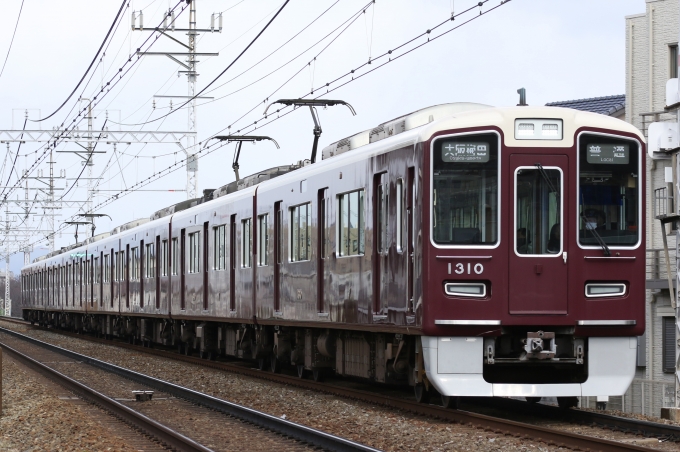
22 103 645 407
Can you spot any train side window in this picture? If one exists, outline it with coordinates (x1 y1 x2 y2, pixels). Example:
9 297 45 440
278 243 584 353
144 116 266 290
377 183 388 253
213 225 226 270
145 243 155 278
94 257 99 284
258 214 268 266
242 218 252 268
103 254 109 283
116 252 121 281
131 247 140 281
161 240 169 276
290 203 310 262
171 238 179 275
84 259 89 288
189 231 200 273
396 179 404 253
338 190 365 256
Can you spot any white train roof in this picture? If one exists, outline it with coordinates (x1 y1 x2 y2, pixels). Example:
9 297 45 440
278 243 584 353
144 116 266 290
24 104 644 271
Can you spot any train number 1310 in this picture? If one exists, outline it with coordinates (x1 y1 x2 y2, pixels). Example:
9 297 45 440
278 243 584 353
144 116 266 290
454 263 484 275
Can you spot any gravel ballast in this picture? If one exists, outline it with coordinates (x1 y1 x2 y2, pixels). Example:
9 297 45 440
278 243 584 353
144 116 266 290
1 320 669 451
0 351 145 451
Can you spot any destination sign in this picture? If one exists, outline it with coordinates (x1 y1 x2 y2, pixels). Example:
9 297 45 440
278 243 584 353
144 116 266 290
586 143 629 164
441 142 490 163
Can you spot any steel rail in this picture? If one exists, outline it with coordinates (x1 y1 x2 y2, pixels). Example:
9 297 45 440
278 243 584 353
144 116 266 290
469 396 680 441
0 326 380 452
2 318 668 452
0 340 212 452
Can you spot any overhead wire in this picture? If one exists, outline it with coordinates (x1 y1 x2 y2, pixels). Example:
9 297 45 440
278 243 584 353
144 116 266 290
8 0 511 258
85 0 511 216
33 0 129 122
113 0 324 125
0 0 26 80
0 1 188 206
119 0 366 123
121 0 292 126
215 0 506 140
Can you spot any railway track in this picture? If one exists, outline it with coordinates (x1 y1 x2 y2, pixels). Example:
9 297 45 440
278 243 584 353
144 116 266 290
12 318 675 447
0 319 668 451
0 325 379 452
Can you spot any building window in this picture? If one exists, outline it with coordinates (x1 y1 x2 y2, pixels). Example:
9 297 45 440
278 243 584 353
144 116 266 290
671 44 678 79
338 190 364 256
145 243 155 278
161 240 169 276
663 316 676 373
290 203 311 261
258 214 268 266
189 231 200 274
213 225 226 270
171 238 179 275
242 218 252 268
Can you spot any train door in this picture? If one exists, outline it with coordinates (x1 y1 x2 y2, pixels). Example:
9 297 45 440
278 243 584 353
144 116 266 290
274 202 282 313
373 173 389 318
508 154 568 314
407 167 415 314
317 189 327 313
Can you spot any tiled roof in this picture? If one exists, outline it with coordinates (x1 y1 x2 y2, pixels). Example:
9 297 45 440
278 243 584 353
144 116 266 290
545 94 625 116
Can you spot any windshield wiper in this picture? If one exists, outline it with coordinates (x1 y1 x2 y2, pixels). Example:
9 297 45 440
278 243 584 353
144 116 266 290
579 193 611 256
580 211 611 256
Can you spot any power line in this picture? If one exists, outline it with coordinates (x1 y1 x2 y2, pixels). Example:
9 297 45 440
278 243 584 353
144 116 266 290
0 1 189 205
123 0 292 127
5 0 511 259
114 0 341 125
0 0 26 80
85 1 508 215
218 0 508 140
33 0 129 122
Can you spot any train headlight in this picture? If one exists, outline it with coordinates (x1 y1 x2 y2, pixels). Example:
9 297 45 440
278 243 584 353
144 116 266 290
444 282 486 298
585 283 626 298
514 119 563 140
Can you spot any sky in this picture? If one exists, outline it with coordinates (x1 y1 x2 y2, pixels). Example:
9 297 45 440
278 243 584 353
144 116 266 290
0 0 647 273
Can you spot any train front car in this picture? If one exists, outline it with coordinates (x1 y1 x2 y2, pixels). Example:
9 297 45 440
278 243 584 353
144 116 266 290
421 106 645 407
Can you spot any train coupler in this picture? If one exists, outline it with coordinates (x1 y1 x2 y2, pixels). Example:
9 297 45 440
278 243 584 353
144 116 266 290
523 331 556 360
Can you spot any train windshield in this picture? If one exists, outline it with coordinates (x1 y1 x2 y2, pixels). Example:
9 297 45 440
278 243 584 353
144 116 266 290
432 133 499 246
578 134 640 247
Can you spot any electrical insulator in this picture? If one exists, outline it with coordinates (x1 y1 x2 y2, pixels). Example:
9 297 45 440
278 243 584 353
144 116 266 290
211 13 215 31
139 11 143 29
219 13 223 32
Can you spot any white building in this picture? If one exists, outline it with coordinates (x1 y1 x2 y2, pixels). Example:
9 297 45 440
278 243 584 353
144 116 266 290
625 0 679 416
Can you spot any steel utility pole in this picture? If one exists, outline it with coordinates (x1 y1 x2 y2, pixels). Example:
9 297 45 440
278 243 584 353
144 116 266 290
134 1 220 199
4 257 9 317
83 99 94 215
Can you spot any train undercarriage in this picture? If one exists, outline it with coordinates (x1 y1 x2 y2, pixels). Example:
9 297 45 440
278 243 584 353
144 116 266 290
23 309 633 411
